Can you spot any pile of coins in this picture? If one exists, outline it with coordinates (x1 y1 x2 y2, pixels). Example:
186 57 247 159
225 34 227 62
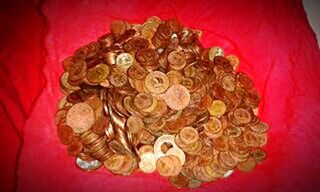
55 16 269 188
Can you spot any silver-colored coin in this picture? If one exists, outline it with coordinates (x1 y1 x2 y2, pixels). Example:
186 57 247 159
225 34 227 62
75 157 102 171
223 169 234 178
209 46 224 61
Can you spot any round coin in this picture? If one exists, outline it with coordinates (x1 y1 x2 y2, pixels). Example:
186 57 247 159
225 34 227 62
144 71 170 94
208 46 224 61
126 115 145 134
207 100 226 117
165 84 190 110
116 53 134 69
87 64 109 84
179 127 199 145
66 103 95 133
167 51 186 70
166 147 186 165
156 155 175 177
139 152 157 173
226 55 240 69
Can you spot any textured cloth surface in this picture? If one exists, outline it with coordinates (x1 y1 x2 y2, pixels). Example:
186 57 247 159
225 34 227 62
1 0 320 191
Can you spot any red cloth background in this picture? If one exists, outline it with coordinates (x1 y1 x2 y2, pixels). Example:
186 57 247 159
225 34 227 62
1 0 320 191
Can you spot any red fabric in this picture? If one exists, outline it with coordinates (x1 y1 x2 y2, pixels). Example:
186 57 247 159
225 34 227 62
1 0 320 191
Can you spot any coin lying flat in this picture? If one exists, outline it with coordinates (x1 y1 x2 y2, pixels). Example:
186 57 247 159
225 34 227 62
144 71 170 94
116 53 134 69
207 100 226 117
126 115 145 134
66 102 95 133
179 127 199 145
165 84 190 110
87 64 109 84
166 147 186 165
168 51 186 70
139 152 157 173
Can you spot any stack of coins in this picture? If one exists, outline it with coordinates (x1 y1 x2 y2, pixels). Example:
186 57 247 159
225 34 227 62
55 16 269 188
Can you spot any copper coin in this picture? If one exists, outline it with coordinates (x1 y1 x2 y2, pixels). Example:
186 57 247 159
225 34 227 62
168 173 189 188
165 84 190 110
60 72 80 92
124 37 149 52
66 103 95 134
145 117 166 131
167 51 186 70
156 155 175 177
126 115 145 134
221 75 236 92
108 140 128 155
166 70 182 86
138 145 154 156
166 147 186 165
237 156 256 172
188 180 202 188
226 55 240 69
92 116 109 135
212 136 229 152
133 93 153 110
167 18 183 33
128 64 147 80
251 148 267 163
249 121 269 133
179 127 199 145
110 20 127 35
67 138 83 156
166 117 187 133
237 72 254 90
135 48 159 66
203 117 222 134
144 71 170 94
68 61 87 85
169 155 183 176
233 108 251 124
181 77 194 92
103 153 126 173
55 109 68 126
57 124 74 145
109 71 128 87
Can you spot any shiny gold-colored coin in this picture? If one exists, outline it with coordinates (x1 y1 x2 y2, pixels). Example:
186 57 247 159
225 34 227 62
141 22 159 40
116 53 134 69
226 55 240 69
87 64 110 84
207 100 226 117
